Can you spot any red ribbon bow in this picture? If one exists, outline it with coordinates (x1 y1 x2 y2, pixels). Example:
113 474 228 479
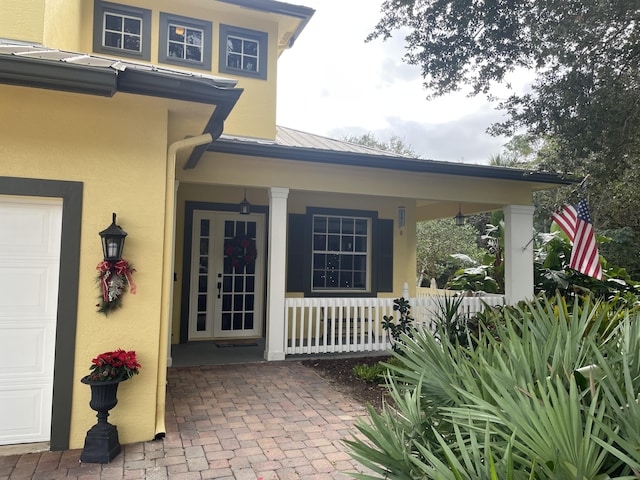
114 260 137 295
96 259 137 302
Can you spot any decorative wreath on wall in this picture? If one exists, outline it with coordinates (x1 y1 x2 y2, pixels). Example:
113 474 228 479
224 235 257 270
96 260 136 315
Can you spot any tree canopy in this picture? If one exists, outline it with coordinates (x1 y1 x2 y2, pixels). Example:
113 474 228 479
417 219 485 287
342 132 420 157
369 0 640 174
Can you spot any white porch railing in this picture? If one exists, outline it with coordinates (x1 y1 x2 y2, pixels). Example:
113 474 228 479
284 294 505 355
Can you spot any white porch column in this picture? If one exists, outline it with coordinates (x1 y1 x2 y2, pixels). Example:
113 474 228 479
503 205 535 304
265 187 289 361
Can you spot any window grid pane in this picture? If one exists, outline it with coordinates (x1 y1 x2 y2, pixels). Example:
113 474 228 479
226 35 259 72
196 219 210 332
311 214 369 291
103 13 142 52
167 24 203 61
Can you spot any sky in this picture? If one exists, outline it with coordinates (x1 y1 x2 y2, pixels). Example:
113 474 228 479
275 0 524 165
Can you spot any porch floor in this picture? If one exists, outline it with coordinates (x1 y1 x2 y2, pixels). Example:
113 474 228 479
170 338 266 367
1 360 376 479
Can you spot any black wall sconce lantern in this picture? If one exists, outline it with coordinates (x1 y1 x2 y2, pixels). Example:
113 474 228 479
239 189 251 215
454 204 466 226
99 213 127 262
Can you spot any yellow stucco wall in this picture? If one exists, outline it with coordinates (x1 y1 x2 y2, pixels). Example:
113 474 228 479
42 0 83 49
1 0 46 44
1 0 82 48
0 84 170 449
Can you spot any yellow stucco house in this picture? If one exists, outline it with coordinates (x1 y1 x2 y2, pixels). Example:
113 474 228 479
0 0 571 453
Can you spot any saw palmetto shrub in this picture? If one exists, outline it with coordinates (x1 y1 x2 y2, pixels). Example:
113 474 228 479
345 295 640 479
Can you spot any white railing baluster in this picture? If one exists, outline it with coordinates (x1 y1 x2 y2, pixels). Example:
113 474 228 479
366 303 373 351
284 294 505 356
341 303 348 352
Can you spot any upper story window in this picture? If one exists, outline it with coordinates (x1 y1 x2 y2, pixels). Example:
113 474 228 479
93 1 151 61
219 24 268 80
159 13 212 71
311 214 371 292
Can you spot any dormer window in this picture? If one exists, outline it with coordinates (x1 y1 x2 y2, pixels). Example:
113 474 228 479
93 1 151 61
159 13 212 71
219 25 268 80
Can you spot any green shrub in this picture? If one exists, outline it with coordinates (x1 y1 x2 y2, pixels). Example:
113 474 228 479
345 294 640 479
433 294 470 346
381 297 415 354
352 362 386 383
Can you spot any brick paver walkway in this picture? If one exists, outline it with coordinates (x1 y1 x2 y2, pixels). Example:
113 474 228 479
1 362 375 479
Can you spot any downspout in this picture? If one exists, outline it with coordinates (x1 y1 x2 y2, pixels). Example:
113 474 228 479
155 133 212 438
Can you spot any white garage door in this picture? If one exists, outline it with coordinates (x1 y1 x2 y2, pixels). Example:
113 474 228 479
0 197 62 445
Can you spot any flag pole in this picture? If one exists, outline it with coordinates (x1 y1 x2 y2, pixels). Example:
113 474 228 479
578 173 590 191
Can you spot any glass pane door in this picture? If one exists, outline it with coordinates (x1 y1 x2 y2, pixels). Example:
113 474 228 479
188 211 264 340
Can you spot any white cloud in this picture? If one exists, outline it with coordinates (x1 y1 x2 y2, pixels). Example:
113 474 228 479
276 0 520 164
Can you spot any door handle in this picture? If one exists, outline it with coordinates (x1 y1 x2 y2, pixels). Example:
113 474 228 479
217 281 222 298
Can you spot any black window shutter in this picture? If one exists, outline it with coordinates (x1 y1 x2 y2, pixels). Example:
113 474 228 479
376 219 394 292
287 214 306 292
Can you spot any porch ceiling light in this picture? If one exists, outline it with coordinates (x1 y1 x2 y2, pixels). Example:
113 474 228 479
239 189 251 215
99 213 127 262
454 204 466 227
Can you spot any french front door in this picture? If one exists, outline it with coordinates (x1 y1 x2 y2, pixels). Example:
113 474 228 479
188 211 265 339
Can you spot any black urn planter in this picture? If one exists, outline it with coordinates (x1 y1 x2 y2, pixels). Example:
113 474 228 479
80 378 123 463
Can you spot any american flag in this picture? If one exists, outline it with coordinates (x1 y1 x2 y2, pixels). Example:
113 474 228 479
551 200 603 280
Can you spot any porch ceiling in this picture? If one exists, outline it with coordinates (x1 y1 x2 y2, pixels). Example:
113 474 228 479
415 201 506 222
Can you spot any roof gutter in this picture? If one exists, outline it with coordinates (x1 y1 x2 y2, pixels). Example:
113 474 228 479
0 53 117 96
117 69 242 105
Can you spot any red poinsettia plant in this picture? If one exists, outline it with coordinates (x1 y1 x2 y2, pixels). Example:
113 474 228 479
83 349 141 382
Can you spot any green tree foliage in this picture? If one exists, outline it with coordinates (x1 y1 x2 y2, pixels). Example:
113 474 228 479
446 221 504 293
598 226 640 279
489 135 640 279
530 139 640 234
417 219 484 287
489 134 541 167
448 218 640 301
535 227 640 303
342 132 420 157
369 0 640 173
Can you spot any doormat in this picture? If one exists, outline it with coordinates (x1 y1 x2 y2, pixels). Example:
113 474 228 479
215 339 259 348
